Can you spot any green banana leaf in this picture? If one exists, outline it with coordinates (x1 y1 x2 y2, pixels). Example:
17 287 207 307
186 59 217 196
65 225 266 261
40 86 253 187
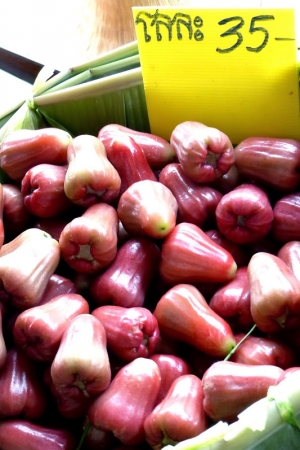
0 40 150 143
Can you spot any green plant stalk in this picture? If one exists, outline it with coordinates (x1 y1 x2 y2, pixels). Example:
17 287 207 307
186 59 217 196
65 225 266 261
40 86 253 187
75 420 91 450
224 324 257 361
42 54 141 95
34 67 143 106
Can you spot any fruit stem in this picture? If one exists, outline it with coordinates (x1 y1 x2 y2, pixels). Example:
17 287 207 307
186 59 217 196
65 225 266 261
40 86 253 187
75 420 91 450
224 323 257 361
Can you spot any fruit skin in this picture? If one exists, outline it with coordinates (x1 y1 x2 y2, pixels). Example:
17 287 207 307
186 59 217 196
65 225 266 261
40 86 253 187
205 229 250 268
0 184 4 249
202 360 284 423
170 120 235 183
248 252 300 333
90 237 160 308
50 314 111 399
229 333 298 369
144 374 208 449
92 305 160 362
13 293 89 362
211 163 244 194
88 357 161 446
117 179 178 239
59 202 119 274
159 162 223 227
36 273 78 306
0 308 6 370
0 419 77 450
102 133 157 197
272 192 300 243
215 183 274 244
98 123 176 170
149 354 192 406
2 183 31 239
159 222 237 285
64 134 121 207
0 347 47 420
209 266 253 330
234 136 300 192
21 163 74 218
32 217 71 242
0 127 72 181
278 240 300 282
0 228 60 310
153 283 236 358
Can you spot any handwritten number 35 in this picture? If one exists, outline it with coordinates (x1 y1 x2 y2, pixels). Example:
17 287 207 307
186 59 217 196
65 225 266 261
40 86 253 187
216 15 275 53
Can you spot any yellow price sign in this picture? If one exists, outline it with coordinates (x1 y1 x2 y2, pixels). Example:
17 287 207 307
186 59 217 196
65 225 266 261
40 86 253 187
133 7 300 144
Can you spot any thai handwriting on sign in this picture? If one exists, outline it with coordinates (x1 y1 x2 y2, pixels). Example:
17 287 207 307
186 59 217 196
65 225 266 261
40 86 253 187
135 10 295 53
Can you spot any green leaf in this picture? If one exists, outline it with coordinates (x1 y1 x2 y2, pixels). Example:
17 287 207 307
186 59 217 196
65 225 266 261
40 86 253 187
37 109 74 135
31 40 139 98
0 102 29 142
124 82 150 132
41 70 94 95
37 89 126 137
32 65 60 93
252 422 300 450
0 99 26 123
42 54 140 96
0 109 17 129
89 54 140 79
70 40 139 73
34 68 149 136
32 67 74 97
34 67 144 105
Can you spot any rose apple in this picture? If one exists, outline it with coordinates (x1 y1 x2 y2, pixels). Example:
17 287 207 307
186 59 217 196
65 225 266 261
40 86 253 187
21 163 74 218
215 183 274 244
99 123 176 169
144 374 207 449
278 240 300 282
159 162 222 227
2 183 31 239
88 357 161 445
170 120 235 183
92 305 159 361
50 314 111 399
234 136 300 192
202 360 284 423
0 228 60 310
64 134 121 206
0 347 47 419
13 293 89 362
159 222 237 284
209 266 253 330
153 284 236 358
229 333 297 368
272 192 300 242
0 419 76 450
248 252 300 333
149 354 192 405
117 179 178 239
102 133 157 197
59 202 119 274
90 237 160 307
0 127 71 181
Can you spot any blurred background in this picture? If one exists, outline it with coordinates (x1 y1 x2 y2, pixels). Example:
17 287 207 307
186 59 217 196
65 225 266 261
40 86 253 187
0 0 299 110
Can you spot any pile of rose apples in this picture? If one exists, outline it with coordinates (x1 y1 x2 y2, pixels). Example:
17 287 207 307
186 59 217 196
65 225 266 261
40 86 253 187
0 120 299 449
